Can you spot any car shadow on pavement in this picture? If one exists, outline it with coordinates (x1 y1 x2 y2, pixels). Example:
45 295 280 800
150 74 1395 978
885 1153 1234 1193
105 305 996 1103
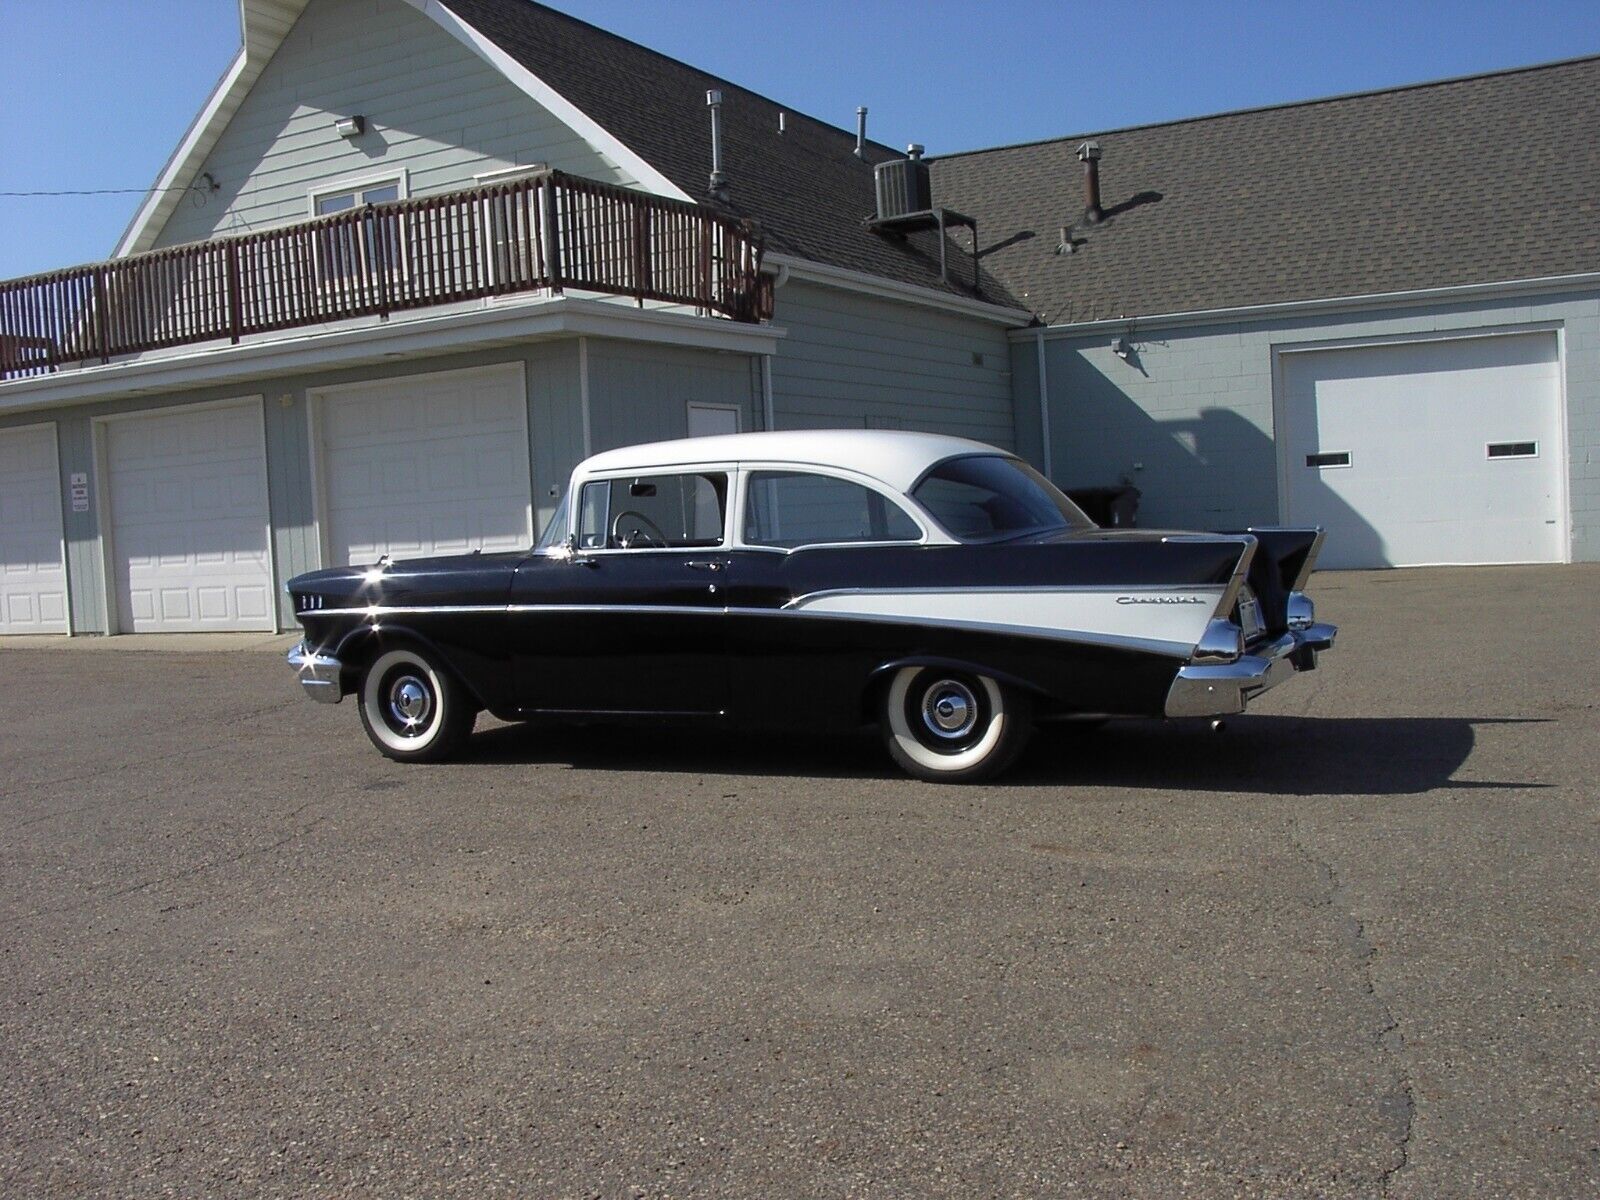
465 715 1547 795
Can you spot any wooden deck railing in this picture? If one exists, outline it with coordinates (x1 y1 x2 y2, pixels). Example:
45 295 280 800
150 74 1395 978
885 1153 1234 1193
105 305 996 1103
0 171 771 380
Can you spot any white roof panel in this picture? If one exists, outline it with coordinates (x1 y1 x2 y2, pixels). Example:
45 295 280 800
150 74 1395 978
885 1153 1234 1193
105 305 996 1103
577 429 1007 493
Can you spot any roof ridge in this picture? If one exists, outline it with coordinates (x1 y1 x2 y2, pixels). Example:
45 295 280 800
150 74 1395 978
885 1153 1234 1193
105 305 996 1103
930 51 1600 162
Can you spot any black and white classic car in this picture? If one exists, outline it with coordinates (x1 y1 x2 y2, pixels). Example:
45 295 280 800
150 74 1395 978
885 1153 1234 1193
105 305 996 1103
286 430 1336 781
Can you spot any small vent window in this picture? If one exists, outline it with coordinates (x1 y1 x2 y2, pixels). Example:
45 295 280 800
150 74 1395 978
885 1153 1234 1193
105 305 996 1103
1487 441 1537 459
1305 451 1351 468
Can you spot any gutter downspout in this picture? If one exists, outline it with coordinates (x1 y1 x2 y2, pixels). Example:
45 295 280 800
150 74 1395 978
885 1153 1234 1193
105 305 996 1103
1034 327 1053 482
761 354 775 432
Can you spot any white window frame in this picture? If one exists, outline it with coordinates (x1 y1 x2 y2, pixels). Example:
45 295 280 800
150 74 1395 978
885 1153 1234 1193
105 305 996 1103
308 169 410 217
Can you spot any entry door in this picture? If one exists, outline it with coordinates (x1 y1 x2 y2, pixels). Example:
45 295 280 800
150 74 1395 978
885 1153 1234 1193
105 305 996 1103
509 470 729 714
103 401 275 632
1282 333 1565 568
0 424 69 634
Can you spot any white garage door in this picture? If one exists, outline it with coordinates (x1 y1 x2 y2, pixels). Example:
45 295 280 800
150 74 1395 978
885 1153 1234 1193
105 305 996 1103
104 401 275 632
0 424 69 634
316 364 532 567
1281 333 1566 568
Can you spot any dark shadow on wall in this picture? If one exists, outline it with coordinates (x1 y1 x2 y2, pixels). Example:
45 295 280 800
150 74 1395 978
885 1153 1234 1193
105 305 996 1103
1052 350 1387 564
460 715 1532 795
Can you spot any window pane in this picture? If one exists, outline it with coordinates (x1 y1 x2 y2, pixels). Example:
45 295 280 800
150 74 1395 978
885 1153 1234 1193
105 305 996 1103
912 455 1091 541
579 474 727 549
743 471 920 548
362 184 399 205
316 192 355 215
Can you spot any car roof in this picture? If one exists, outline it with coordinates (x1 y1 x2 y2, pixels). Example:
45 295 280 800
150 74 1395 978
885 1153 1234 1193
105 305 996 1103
576 429 1007 494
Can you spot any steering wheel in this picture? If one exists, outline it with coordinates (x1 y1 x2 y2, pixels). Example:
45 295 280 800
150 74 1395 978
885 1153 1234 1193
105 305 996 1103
611 509 669 549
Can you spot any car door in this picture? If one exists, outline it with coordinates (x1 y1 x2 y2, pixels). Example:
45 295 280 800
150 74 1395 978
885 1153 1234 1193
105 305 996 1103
723 468 928 724
509 470 731 715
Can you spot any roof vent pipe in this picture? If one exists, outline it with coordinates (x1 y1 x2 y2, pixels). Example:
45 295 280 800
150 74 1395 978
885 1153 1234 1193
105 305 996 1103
855 106 868 158
707 90 728 198
1077 140 1103 223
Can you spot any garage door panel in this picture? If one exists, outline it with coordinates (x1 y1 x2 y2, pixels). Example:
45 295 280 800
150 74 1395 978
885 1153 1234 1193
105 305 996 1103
0 425 69 635
319 367 531 568
1284 334 1564 568
106 402 274 633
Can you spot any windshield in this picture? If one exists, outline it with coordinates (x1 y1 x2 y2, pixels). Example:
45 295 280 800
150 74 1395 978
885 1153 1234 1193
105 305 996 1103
533 490 571 551
911 455 1093 542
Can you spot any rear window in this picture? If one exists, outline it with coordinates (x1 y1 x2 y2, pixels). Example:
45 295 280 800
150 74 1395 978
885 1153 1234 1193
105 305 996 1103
912 455 1091 541
743 471 921 548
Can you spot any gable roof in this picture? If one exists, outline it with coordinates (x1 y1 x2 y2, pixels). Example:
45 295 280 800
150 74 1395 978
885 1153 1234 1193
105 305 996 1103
436 0 1012 302
929 55 1600 325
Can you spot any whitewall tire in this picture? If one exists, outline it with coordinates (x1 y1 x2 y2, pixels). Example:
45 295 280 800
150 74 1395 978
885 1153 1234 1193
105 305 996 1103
357 646 475 762
881 666 1031 782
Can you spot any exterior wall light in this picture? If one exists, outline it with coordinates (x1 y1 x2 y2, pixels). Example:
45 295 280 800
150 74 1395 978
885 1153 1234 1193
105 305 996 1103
335 116 365 138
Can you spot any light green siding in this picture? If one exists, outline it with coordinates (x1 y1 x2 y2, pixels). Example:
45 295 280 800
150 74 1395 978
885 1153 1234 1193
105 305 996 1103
768 280 1015 447
152 0 633 250
585 339 761 453
1032 288 1600 559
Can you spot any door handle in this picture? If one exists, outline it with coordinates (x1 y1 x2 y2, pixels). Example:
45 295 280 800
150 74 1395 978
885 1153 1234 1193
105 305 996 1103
686 560 726 572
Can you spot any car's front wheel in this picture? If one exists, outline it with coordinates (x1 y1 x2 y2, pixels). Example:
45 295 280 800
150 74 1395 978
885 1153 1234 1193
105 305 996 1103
357 646 476 762
880 666 1031 782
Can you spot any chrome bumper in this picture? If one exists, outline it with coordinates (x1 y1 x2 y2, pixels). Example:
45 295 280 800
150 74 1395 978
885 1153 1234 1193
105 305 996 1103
286 642 346 704
1164 622 1337 718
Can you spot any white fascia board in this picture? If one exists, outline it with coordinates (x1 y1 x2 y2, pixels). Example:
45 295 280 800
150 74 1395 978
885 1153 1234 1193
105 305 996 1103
113 49 252 257
1012 270 1600 341
400 0 692 202
0 298 781 415
768 254 1034 328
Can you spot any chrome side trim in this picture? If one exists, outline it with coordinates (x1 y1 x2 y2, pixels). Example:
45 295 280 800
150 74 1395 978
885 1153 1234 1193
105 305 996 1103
1159 533 1259 621
297 603 1196 659
783 583 1225 609
286 643 346 704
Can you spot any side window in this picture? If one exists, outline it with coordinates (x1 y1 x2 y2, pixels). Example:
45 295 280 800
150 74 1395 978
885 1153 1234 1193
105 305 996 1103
743 471 921 548
577 473 728 550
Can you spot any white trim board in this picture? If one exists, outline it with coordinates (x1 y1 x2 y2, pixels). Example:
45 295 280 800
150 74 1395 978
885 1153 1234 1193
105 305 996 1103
1013 271 1600 340
767 254 1034 327
397 0 691 202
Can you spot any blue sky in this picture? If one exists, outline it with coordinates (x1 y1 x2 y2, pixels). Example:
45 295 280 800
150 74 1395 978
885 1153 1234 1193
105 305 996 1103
2 0 1597 279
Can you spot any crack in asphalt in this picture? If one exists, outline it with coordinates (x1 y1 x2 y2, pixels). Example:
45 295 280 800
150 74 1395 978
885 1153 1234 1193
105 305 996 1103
1290 815 1416 1196
15 798 333 923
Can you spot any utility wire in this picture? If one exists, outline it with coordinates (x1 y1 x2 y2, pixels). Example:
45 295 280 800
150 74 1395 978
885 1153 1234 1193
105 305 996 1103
0 186 200 197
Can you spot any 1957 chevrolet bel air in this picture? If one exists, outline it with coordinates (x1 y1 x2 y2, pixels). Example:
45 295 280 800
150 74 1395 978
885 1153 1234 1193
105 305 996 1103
286 430 1336 781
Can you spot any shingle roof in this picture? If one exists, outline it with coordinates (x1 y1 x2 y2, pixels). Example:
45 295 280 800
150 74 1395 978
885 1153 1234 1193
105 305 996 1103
929 56 1600 324
439 0 1017 303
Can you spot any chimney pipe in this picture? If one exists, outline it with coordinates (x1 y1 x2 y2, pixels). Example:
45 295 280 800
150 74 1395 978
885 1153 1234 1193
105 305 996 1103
707 90 727 198
855 106 868 158
1077 140 1103 223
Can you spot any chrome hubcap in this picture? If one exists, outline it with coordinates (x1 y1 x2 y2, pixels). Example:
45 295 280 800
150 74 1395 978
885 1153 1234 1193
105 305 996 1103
921 679 978 740
388 675 432 731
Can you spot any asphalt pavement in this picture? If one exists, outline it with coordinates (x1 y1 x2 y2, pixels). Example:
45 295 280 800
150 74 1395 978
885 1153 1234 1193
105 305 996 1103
1 565 1595 1198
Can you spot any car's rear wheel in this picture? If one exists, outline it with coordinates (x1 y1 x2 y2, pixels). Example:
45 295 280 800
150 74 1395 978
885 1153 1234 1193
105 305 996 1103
880 666 1031 782
357 646 475 762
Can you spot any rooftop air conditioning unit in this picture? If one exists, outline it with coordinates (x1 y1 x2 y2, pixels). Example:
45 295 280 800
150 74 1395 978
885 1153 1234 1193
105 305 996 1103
874 146 931 222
